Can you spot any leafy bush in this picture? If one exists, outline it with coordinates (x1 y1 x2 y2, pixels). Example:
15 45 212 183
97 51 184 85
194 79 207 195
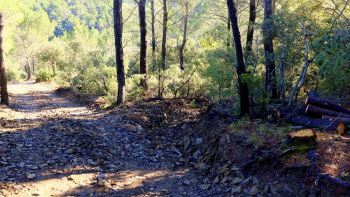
312 29 350 96
6 69 23 82
35 69 55 82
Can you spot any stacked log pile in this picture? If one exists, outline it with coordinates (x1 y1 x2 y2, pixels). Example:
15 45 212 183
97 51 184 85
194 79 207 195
281 91 350 132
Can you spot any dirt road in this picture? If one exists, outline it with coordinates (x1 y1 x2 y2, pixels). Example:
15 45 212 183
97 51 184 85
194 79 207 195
0 82 212 197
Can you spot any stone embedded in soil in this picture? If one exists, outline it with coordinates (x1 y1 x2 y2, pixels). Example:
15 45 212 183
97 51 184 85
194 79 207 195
183 136 191 151
183 180 191 186
199 184 210 190
231 185 242 194
279 185 294 194
288 129 316 146
195 138 203 144
192 150 201 160
252 176 259 185
232 177 242 185
248 185 259 196
26 173 36 179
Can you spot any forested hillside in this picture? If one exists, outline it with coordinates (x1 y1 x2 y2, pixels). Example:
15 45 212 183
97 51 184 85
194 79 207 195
0 0 350 196
1 0 349 109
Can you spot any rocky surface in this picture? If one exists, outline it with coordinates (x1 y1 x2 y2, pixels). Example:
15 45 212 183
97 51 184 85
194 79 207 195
1 82 349 196
0 82 218 196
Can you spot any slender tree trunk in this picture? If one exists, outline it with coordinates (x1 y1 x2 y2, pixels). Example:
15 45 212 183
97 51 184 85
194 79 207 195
32 58 35 74
161 0 168 69
227 0 250 116
288 24 311 107
272 0 276 12
0 13 9 106
150 0 156 59
245 0 256 59
279 46 287 105
113 0 126 105
25 58 32 80
179 2 189 71
226 13 231 49
263 0 278 99
138 0 148 90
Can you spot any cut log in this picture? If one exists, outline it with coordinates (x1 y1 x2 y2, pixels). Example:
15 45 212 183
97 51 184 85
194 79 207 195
277 106 306 119
305 96 350 115
307 90 319 98
286 114 339 130
336 123 347 136
305 104 350 119
288 129 316 146
322 115 350 124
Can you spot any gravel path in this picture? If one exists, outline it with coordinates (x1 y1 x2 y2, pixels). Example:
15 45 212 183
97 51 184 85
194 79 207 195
0 82 212 197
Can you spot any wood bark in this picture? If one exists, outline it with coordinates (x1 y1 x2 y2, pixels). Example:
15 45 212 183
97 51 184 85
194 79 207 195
226 11 231 49
0 13 9 106
305 104 350 119
138 0 148 90
113 0 126 105
25 58 32 80
161 0 168 69
150 0 156 56
286 115 339 131
179 1 189 71
245 0 256 58
322 115 350 124
227 0 250 116
263 0 278 99
288 23 312 107
279 46 287 104
306 96 350 115
150 0 156 73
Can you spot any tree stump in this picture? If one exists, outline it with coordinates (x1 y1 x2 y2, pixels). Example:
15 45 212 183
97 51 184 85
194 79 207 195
288 129 316 147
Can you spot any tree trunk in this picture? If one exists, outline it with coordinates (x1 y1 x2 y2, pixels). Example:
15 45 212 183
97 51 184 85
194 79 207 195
322 115 350 124
150 0 156 61
288 23 311 107
263 0 278 99
305 105 350 119
306 96 350 115
279 46 287 105
113 0 126 105
227 0 250 116
25 58 32 80
161 0 168 69
138 0 148 91
226 12 231 49
245 0 256 59
179 2 189 71
287 115 339 130
0 13 9 106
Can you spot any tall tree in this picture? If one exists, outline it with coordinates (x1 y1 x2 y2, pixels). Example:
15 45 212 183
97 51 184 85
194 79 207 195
0 13 9 106
179 1 189 70
245 0 256 58
136 0 148 90
150 0 156 57
227 0 250 116
113 0 126 105
263 0 278 99
161 0 168 69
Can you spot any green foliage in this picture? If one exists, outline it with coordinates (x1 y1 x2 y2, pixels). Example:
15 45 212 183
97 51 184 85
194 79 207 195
312 29 350 95
35 69 55 82
2 0 350 108
230 119 292 147
205 48 235 98
6 69 23 82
